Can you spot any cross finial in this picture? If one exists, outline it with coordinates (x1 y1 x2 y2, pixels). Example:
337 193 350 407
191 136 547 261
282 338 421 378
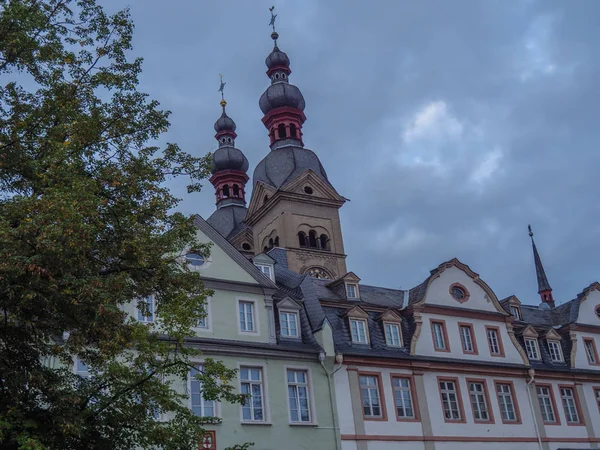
269 6 277 32
528 224 534 238
218 73 226 105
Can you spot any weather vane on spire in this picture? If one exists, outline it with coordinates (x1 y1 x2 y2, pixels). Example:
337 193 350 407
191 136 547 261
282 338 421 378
528 224 534 237
269 6 277 32
218 73 226 105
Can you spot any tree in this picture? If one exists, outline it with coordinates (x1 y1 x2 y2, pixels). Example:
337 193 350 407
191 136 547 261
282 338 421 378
0 1 245 448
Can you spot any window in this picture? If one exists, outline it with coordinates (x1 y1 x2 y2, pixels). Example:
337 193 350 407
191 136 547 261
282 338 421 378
185 252 205 267
287 369 311 423
525 338 540 360
280 311 298 338
438 379 463 422
431 320 449 351
468 380 492 423
255 264 272 279
459 324 477 354
486 326 504 356
190 366 215 417
75 358 90 378
240 367 265 422
547 340 563 362
346 284 358 299
137 295 154 323
495 382 519 423
392 377 417 420
536 385 558 424
510 306 521 320
594 388 600 413
449 283 469 302
583 338 599 364
197 315 208 329
384 323 402 347
350 319 368 344
559 386 582 424
239 301 255 333
359 374 384 419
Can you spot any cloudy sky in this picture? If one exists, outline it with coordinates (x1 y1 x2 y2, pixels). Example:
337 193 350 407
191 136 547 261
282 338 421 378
105 0 599 306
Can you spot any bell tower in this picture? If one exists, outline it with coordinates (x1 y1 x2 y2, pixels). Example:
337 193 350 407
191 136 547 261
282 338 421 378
245 10 347 279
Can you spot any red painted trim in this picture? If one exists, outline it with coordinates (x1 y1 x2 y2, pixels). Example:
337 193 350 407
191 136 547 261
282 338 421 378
389 374 420 422
449 282 470 303
357 371 388 421
558 384 585 426
421 304 507 322
457 322 479 355
436 376 466 423
493 380 522 424
485 325 505 357
534 383 561 425
465 377 495 424
340 435 600 443
430 319 451 353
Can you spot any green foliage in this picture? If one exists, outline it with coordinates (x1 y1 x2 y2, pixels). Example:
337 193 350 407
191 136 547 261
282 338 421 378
0 1 246 448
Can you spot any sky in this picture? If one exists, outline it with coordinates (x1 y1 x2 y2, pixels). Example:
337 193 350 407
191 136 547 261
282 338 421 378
103 0 599 306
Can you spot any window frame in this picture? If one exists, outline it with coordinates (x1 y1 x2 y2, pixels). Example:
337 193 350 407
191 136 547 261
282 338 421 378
525 338 541 360
194 296 211 332
384 322 402 347
346 283 358 299
137 295 155 324
237 299 259 335
535 383 560 425
349 318 369 344
189 364 218 419
466 378 494 424
510 305 522 320
279 310 300 339
255 263 274 281
583 338 600 365
389 374 420 422
458 322 478 355
358 372 387 421
284 366 316 425
558 384 584 426
437 376 466 423
493 380 522 424
593 387 600 414
238 364 269 424
547 340 564 362
485 326 505 357
430 319 450 353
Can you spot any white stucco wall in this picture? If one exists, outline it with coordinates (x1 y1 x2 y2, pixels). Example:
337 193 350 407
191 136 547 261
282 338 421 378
334 367 357 435
574 332 600 371
574 289 600 326
415 313 524 364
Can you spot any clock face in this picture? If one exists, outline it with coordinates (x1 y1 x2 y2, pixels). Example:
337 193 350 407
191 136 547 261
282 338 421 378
307 267 331 279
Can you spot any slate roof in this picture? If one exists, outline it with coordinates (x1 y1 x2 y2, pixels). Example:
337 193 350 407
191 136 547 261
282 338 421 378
206 205 249 241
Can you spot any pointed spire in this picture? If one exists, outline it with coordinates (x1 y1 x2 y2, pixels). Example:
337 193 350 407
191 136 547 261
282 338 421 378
528 225 554 307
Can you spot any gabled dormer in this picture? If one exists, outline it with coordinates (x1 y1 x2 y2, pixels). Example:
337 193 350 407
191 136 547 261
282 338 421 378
502 295 523 321
344 305 370 345
522 325 541 361
544 328 564 363
377 310 403 347
327 272 361 300
276 296 302 340
253 253 276 282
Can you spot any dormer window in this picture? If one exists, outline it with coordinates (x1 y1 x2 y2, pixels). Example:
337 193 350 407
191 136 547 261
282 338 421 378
547 340 563 362
510 306 522 320
347 284 358 299
350 319 368 344
525 338 540 360
255 264 273 280
384 323 402 347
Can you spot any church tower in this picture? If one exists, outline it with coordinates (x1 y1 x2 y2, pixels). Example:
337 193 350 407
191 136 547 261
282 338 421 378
206 97 255 257
245 24 347 279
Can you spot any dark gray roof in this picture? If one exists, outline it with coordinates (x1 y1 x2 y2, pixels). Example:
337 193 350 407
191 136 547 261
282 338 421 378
212 146 249 174
206 205 248 240
310 279 405 309
259 82 305 115
265 44 290 69
253 146 329 189
214 107 236 133
531 236 552 292
193 215 275 290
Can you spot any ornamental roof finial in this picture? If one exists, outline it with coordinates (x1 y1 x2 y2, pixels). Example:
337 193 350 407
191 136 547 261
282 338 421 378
269 6 279 44
218 73 227 107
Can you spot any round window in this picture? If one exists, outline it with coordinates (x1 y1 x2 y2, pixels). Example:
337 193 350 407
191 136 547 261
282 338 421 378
449 284 469 302
596 305 600 318
242 243 251 251
186 253 205 267
304 186 313 194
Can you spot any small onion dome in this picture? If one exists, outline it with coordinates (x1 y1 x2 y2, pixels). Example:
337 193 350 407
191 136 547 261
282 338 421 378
214 101 236 133
211 146 249 174
266 45 290 70
259 83 305 115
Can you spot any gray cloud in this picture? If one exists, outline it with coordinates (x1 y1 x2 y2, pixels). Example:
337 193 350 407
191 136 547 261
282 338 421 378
104 0 600 305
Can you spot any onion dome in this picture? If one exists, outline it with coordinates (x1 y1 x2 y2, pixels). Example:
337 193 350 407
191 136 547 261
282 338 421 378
212 147 249 174
214 106 236 133
259 83 305 115
266 32 290 70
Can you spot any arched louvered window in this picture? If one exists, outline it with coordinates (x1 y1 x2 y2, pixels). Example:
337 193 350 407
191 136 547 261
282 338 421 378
278 123 287 139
